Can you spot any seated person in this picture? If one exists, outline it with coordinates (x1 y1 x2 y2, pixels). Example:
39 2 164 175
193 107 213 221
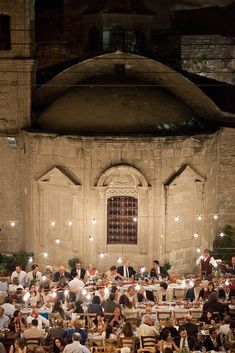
87 296 102 314
199 308 216 327
141 306 159 327
91 312 106 334
150 260 168 279
120 322 134 338
106 266 123 281
137 286 154 302
185 279 204 302
108 307 122 328
203 292 229 320
119 294 138 320
174 327 197 351
155 282 173 302
161 318 178 338
158 330 178 353
137 315 159 346
202 327 222 352
66 319 87 345
219 283 235 301
204 281 216 300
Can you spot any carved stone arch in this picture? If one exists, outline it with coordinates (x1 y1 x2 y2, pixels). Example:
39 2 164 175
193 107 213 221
163 164 207 273
36 166 81 252
94 164 151 256
96 164 149 188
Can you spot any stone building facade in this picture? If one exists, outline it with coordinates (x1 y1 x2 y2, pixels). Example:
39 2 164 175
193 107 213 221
0 0 235 273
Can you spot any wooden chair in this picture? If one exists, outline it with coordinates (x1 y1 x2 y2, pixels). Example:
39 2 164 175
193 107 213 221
173 288 186 300
90 346 113 353
87 313 97 328
140 335 158 349
120 336 136 352
173 310 187 325
189 309 202 323
24 338 41 352
104 338 121 348
157 310 172 321
87 338 104 347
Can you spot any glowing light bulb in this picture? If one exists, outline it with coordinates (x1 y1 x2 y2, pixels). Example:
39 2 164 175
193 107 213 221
117 257 122 264
28 257 33 263
82 289 87 295
213 214 218 220
133 217 137 222
140 267 145 273
92 218 96 224
100 252 105 258
174 216 179 222
52 291 57 298
42 276 46 281
68 220 73 226
43 251 48 258
64 289 69 296
55 238 60 244
87 294 91 300
10 221 16 227
219 232 224 237
196 248 201 253
51 221 56 227
194 233 199 238
135 284 141 291
197 215 202 221
89 235 94 241
189 280 194 287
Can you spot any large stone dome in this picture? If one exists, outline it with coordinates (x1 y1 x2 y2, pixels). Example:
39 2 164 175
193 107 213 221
36 52 233 136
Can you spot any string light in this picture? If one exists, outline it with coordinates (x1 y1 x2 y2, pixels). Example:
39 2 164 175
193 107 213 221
133 217 137 222
213 214 218 220
174 215 179 222
43 251 48 258
10 221 16 227
28 257 33 263
196 247 201 253
219 232 225 237
92 218 96 224
50 221 56 227
193 233 199 238
140 267 145 273
55 238 60 244
117 257 122 263
197 215 202 221
89 235 94 241
68 220 73 226
100 252 105 258
189 280 194 286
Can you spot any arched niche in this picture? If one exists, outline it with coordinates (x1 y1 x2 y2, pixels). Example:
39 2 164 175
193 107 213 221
95 164 151 254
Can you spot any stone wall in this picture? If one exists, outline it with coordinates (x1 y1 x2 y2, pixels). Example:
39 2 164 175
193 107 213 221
181 35 235 85
1 128 234 273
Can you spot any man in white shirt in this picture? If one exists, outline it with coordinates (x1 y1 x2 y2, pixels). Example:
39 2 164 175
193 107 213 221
63 332 90 353
26 309 49 329
11 265 26 286
0 307 10 329
137 315 159 346
1 298 15 318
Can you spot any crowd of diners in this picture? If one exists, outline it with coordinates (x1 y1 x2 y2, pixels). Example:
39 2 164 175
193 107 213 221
0 251 235 353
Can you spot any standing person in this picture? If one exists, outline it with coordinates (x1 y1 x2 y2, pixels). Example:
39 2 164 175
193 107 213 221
117 259 136 278
11 266 26 286
196 249 216 278
63 333 90 353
